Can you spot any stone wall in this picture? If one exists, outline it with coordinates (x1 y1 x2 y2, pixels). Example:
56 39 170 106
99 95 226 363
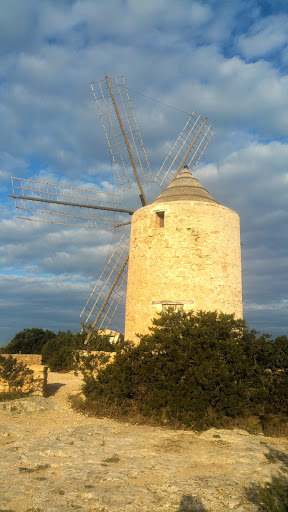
75 350 115 372
1 354 42 365
125 200 242 343
0 354 47 396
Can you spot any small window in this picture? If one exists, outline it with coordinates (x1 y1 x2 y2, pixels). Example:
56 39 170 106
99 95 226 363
152 300 194 313
156 211 165 228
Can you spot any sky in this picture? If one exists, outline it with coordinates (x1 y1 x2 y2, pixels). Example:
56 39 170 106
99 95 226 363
1 0 288 345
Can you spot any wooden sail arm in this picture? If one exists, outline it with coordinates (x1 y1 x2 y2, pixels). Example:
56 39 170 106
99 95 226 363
105 74 148 207
9 194 134 215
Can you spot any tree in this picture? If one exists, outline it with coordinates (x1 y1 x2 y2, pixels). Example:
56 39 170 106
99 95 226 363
1 328 56 355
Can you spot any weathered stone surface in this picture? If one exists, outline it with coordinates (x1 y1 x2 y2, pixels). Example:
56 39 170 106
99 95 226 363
0 395 56 414
125 199 242 343
0 372 287 512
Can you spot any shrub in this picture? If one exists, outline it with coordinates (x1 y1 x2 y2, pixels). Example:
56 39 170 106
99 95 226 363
42 330 85 371
86 332 115 352
257 475 288 511
46 345 75 372
80 310 288 430
42 328 115 372
0 355 34 393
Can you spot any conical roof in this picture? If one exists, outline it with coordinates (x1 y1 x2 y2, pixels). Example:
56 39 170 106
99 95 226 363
152 167 218 204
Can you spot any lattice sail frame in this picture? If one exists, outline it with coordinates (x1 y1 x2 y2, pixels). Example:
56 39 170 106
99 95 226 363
11 177 128 230
91 75 153 192
154 112 215 188
80 234 129 331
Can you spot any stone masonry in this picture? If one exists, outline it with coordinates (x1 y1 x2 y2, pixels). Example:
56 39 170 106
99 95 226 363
1 354 42 365
125 200 242 343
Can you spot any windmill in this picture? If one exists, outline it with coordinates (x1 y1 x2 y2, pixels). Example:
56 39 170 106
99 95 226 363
10 74 214 342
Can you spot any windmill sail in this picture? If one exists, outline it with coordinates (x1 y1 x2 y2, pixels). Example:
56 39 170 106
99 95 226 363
154 112 214 188
91 75 153 193
10 177 133 230
80 234 129 334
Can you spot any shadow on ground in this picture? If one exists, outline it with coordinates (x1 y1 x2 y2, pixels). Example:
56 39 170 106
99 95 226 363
264 447 288 467
244 447 288 510
177 494 207 511
46 382 66 397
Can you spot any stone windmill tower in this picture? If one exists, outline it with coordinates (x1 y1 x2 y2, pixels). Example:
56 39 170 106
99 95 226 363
125 166 242 342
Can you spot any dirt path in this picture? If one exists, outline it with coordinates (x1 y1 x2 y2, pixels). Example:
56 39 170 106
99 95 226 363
0 372 288 512
0 371 91 437
40 371 90 432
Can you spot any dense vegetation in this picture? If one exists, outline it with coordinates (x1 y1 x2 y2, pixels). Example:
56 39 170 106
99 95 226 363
0 327 115 372
0 327 56 355
80 310 288 433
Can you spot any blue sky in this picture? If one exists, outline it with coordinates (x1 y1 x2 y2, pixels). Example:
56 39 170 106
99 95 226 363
1 0 288 345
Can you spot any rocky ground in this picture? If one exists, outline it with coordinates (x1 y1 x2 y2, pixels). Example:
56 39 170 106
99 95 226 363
0 372 287 512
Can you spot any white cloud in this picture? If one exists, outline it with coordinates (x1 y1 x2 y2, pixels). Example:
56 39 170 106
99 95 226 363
238 15 288 59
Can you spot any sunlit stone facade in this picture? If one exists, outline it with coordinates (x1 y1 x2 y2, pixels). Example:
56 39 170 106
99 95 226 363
125 170 242 343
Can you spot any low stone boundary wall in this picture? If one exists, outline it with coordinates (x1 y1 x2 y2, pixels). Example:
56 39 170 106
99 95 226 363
0 355 47 396
1 353 42 365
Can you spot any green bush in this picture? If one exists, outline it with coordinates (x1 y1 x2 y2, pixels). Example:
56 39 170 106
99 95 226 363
0 355 34 393
45 345 75 372
80 310 288 430
42 330 85 371
87 332 116 352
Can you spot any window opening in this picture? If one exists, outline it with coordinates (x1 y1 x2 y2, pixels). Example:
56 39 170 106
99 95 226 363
156 211 165 228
